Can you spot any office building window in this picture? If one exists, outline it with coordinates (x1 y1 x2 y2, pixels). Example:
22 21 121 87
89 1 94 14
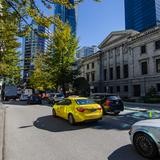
116 66 120 79
94 87 98 93
156 59 160 73
109 86 113 93
92 62 94 69
87 64 89 70
109 67 113 80
141 61 148 75
86 74 89 82
123 64 128 78
141 45 146 54
157 84 160 92
124 86 128 92
116 86 120 92
155 40 160 50
104 87 107 92
91 72 95 82
104 69 107 81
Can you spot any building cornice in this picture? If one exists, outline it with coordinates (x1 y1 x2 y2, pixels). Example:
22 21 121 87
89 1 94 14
130 26 160 43
81 51 101 62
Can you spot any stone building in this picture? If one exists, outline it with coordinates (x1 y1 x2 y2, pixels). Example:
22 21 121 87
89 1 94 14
80 51 101 93
80 27 160 97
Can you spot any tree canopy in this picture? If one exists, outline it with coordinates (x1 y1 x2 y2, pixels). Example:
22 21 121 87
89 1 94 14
45 17 78 94
0 0 20 84
73 77 90 96
3 0 101 32
28 52 54 91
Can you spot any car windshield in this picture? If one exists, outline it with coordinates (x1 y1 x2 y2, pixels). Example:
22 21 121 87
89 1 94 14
107 96 120 100
76 99 96 105
56 94 64 98
50 94 55 97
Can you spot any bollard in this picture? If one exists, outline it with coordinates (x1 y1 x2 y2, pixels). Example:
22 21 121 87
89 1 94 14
149 111 152 119
148 110 160 119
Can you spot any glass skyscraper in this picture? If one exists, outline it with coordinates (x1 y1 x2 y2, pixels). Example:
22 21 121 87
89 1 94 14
125 0 160 32
23 21 46 81
54 0 76 34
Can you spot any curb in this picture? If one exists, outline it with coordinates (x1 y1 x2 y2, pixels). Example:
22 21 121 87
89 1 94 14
0 102 5 160
124 102 160 108
125 107 147 112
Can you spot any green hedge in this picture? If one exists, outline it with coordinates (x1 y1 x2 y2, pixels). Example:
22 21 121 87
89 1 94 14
143 97 160 103
123 96 160 103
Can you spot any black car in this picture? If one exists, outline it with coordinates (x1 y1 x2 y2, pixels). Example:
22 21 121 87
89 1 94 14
27 95 42 104
90 93 124 115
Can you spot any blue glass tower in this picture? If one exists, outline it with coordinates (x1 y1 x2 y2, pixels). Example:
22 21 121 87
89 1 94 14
23 21 46 81
54 0 76 34
125 0 160 32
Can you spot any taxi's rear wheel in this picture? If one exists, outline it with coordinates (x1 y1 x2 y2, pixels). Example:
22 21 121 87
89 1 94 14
68 114 75 125
52 109 56 117
114 112 120 115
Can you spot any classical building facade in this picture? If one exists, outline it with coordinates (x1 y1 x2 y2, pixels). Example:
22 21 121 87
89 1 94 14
80 27 160 97
80 51 101 93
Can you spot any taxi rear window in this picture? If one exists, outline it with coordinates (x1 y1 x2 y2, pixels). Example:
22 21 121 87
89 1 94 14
76 99 96 105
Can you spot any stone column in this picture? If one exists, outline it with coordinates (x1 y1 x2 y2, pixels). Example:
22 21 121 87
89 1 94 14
113 49 116 80
120 46 124 79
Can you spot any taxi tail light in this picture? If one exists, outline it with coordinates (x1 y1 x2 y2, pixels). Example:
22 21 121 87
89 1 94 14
76 107 85 112
105 99 111 106
97 106 102 110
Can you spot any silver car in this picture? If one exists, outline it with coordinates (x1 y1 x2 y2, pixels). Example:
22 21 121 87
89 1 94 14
48 93 64 104
129 119 160 159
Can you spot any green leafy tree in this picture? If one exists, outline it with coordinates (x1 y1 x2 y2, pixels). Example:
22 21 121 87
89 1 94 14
46 17 78 95
29 52 54 91
0 0 101 87
4 0 101 31
0 0 20 84
146 86 157 97
73 77 90 96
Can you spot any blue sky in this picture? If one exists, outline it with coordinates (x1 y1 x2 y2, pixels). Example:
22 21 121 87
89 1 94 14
77 0 125 47
19 0 125 49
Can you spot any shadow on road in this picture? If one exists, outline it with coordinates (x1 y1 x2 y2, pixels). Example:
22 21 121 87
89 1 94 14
33 110 160 132
33 115 89 132
108 144 147 160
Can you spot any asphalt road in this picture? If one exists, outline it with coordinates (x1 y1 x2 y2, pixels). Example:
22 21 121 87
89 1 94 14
2 101 160 160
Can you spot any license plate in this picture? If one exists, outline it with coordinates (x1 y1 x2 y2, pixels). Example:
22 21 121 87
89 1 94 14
90 109 97 112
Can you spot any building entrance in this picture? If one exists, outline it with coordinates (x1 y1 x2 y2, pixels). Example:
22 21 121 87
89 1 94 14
133 85 141 97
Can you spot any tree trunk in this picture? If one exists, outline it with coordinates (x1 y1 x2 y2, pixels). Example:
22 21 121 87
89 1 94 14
62 83 66 97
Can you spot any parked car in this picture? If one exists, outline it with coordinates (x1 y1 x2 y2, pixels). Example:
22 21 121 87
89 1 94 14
27 94 42 104
129 119 160 159
20 94 29 101
52 96 103 124
48 93 64 104
90 93 124 115
4 86 18 101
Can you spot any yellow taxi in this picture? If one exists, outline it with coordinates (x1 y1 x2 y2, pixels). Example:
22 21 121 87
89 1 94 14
52 96 103 124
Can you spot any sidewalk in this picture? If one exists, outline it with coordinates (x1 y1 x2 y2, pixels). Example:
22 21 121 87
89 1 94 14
0 102 5 160
124 101 160 111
